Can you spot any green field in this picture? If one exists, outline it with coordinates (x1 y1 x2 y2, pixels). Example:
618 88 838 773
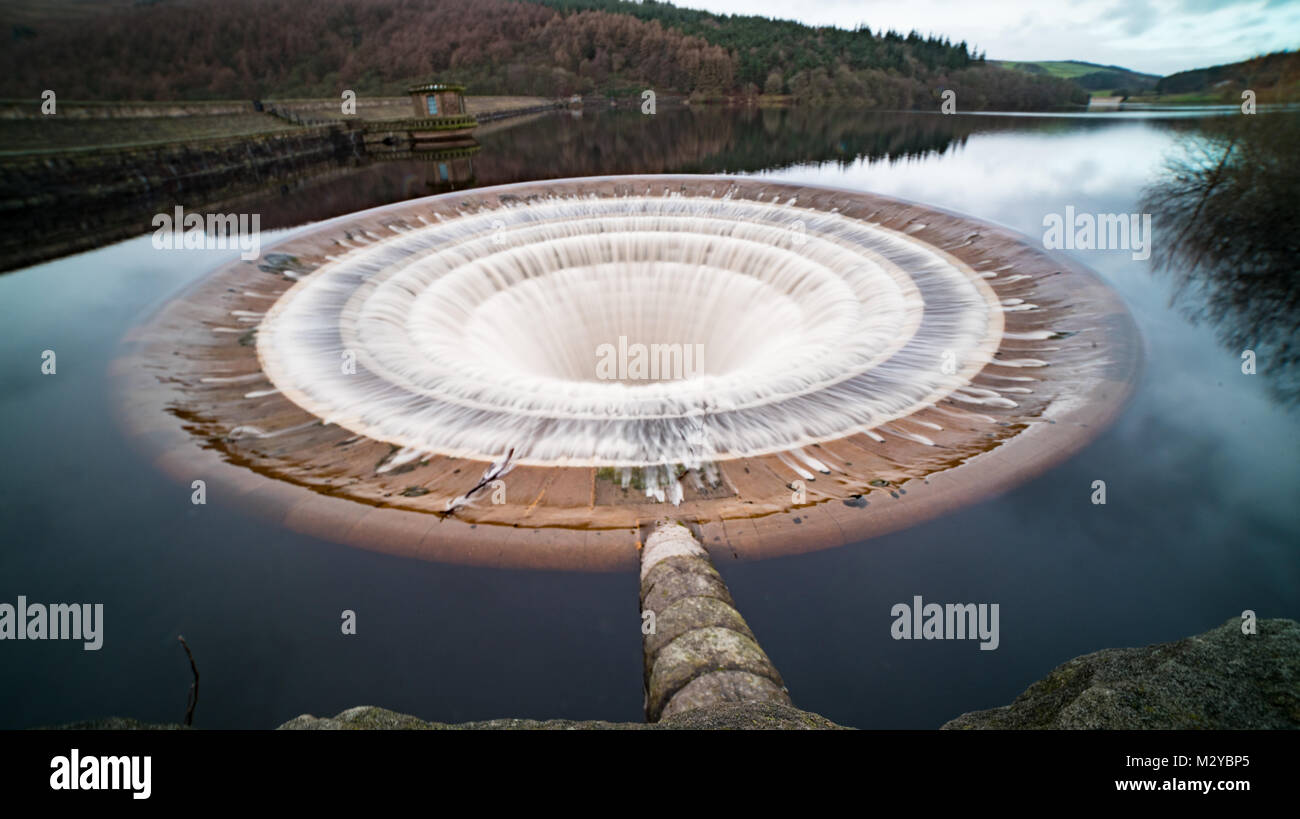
1127 91 1225 104
992 60 1160 96
994 60 1117 79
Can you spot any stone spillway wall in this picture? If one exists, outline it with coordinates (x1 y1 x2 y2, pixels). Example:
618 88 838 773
0 100 263 120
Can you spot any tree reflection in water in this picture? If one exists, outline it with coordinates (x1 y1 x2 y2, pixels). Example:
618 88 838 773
1141 113 1300 407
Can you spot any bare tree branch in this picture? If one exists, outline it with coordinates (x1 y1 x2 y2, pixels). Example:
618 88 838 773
178 635 200 728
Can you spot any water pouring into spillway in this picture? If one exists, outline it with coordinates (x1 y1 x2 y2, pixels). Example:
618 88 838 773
258 193 1005 473
115 176 1140 570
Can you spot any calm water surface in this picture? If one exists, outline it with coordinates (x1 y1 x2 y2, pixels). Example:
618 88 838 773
1 107 1296 728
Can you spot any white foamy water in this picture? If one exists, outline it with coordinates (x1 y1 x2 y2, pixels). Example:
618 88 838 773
257 193 1007 468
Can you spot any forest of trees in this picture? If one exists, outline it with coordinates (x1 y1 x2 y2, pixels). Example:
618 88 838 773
1155 49 1298 100
0 0 1085 109
538 0 984 90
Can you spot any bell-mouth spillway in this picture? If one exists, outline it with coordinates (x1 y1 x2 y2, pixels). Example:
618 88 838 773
114 175 1141 571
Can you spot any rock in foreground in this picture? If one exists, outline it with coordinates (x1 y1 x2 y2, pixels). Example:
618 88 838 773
277 701 846 730
943 617 1299 730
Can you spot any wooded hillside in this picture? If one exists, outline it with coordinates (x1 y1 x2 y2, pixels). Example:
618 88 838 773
0 0 1086 108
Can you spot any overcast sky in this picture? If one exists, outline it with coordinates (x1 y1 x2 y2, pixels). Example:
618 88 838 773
667 0 1300 76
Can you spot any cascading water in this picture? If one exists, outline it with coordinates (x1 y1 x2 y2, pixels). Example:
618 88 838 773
257 193 1006 476
116 176 1140 569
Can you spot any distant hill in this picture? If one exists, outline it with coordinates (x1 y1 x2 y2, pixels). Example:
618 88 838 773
995 53 1300 103
1154 50 1299 102
992 60 1159 96
0 0 1086 110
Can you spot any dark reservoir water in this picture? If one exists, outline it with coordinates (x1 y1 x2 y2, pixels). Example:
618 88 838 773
1 106 1296 728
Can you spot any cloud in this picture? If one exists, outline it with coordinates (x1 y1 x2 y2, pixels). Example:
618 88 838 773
1107 0 1160 36
666 0 1300 75
1180 0 1257 11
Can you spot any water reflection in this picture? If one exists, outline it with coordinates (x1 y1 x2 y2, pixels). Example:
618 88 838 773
0 139 481 274
1140 113 1300 407
219 141 482 229
1 107 1135 273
